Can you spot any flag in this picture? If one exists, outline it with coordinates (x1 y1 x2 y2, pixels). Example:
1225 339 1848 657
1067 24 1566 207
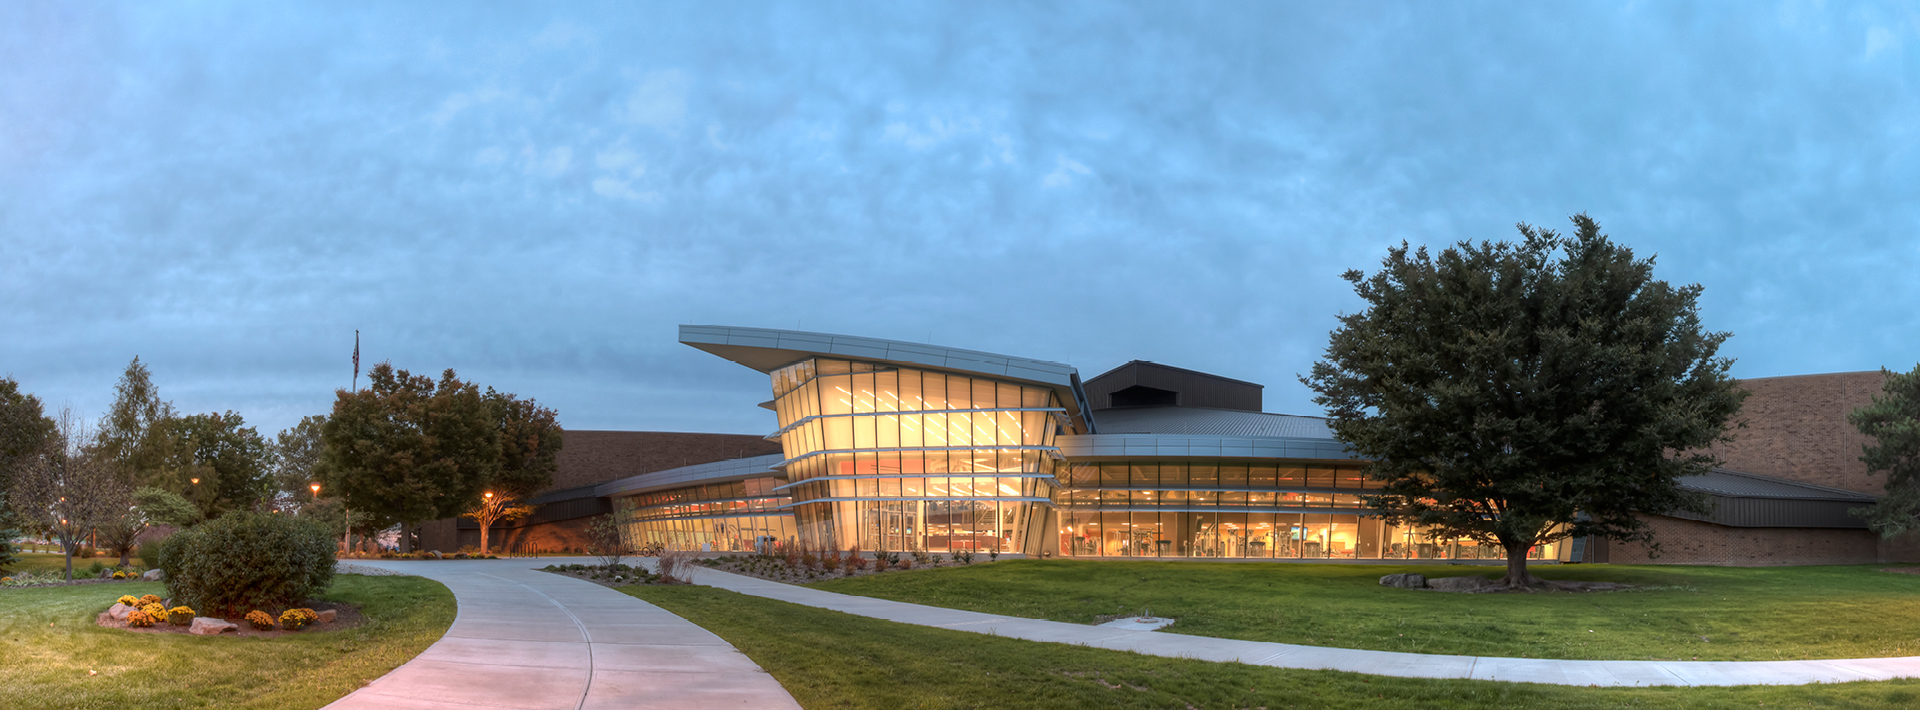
353 330 360 389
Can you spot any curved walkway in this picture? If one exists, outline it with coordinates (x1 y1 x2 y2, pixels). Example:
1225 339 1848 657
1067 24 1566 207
323 559 799 710
674 563 1920 688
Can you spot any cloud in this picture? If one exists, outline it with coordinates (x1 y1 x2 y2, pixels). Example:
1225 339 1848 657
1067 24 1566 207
1042 155 1092 188
616 69 689 130
2 1 1917 440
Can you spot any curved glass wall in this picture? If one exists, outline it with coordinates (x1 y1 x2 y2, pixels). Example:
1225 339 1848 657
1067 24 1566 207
619 477 795 552
769 358 1062 554
1057 461 1567 561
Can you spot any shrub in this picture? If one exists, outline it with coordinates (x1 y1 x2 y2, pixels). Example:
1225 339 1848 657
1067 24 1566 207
76 545 95 559
245 610 276 630
167 606 195 626
953 549 974 565
158 511 335 617
278 608 318 631
126 610 156 627
117 594 139 607
137 538 167 569
896 558 913 570
139 594 162 606
86 561 105 576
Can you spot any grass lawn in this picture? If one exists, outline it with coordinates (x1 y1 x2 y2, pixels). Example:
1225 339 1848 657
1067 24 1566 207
807 560 1920 662
625 584 1920 710
0 573 454 710
5 552 137 577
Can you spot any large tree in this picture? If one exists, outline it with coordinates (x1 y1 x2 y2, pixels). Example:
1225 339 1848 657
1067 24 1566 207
318 364 501 531
93 357 180 489
0 377 57 569
11 409 135 580
459 389 564 553
164 411 272 518
1303 215 1745 588
1849 364 1920 537
269 415 328 513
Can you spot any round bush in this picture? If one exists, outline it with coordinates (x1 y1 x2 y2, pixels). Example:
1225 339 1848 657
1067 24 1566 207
167 606 195 626
126 609 156 628
157 511 335 617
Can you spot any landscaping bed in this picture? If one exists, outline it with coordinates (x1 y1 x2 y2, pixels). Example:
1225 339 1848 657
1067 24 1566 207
699 549 1009 584
0 574 454 709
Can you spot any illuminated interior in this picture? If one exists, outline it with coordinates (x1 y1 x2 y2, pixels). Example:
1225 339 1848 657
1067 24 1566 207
770 358 1062 554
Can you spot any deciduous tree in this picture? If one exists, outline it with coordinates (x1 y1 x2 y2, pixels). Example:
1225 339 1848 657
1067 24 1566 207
269 415 328 513
10 409 134 580
1303 215 1744 588
317 364 500 531
1850 365 1920 537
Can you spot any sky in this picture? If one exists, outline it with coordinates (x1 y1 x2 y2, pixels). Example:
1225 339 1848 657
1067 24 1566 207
3 2 1917 440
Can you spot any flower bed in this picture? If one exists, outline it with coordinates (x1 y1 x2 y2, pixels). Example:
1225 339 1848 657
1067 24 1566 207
699 549 1001 585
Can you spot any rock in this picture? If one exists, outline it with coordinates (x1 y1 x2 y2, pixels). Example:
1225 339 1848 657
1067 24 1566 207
98 569 113 580
107 603 134 621
1379 573 1427 589
141 569 164 581
316 609 337 624
428 550 443 559
1426 575 1497 592
189 617 238 635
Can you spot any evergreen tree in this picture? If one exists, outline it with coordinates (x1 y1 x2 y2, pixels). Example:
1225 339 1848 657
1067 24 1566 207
1303 215 1745 588
1850 365 1920 537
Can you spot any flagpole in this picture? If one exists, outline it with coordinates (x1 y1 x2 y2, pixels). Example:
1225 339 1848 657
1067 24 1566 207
346 330 359 555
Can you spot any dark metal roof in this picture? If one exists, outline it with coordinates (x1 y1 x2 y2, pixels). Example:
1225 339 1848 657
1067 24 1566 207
1677 468 1876 502
1088 406 1335 439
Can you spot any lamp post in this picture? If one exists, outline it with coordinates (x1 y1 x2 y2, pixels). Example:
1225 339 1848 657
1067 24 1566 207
480 492 494 554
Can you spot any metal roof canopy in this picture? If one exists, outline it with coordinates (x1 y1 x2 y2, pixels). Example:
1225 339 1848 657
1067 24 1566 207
679 324 1093 434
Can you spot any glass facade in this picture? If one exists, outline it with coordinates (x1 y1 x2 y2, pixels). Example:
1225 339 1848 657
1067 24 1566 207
1057 461 1567 561
768 358 1062 554
620 477 796 552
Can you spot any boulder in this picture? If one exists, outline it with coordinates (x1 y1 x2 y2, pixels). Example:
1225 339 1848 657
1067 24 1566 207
98 569 113 579
316 609 337 624
141 569 165 581
1379 573 1427 589
1426 575 1497 592
107 603 134 622
189 617 238 635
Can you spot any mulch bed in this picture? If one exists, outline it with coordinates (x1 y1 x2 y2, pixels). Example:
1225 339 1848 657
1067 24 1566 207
94 600 365 638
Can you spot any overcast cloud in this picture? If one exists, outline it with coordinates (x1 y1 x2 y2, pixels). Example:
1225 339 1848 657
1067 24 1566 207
3 2 1917 439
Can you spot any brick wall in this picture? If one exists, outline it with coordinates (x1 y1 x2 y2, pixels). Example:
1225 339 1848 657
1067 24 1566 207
545 430 783 493
1608 515 1882 566
1711 371 1886 494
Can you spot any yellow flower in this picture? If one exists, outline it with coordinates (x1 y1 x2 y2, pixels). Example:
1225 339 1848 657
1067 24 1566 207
116 595 139 607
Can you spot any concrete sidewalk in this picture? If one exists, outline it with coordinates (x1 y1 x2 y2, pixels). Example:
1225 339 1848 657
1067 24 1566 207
669 562 1920 688
323 559 800 710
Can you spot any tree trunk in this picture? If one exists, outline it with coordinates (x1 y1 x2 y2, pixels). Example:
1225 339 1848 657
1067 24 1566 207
479 520 489 555
62 536 73 581
1500 539 1542 588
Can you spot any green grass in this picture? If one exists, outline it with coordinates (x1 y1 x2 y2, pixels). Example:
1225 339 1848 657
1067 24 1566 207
0 573 455 710
807 560 1920 661
625 583 1920 710
5 553 131 577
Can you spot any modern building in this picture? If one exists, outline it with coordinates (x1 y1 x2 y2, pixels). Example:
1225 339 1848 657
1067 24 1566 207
420 326 1911 566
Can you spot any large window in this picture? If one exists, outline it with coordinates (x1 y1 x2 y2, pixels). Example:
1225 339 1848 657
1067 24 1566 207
1057 461 1566 561
768 358 1063 554
619 477 794 552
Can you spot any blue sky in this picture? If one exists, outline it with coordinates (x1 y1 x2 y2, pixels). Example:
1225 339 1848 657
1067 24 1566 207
3 2 1917 439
